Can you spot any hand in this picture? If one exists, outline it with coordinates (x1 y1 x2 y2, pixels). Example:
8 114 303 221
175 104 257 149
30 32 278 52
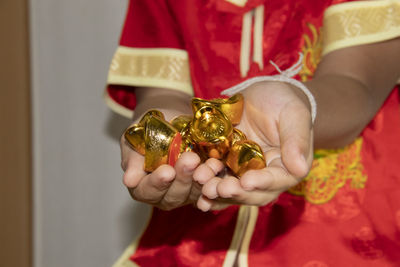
120 87 217 210
195 81 314 211
121 107 208 210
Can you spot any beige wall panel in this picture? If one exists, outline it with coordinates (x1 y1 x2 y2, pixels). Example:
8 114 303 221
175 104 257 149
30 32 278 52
29 0 151 266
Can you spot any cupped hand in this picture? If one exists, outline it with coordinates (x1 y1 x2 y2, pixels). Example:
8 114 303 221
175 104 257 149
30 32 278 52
120 106 208 210
121 141 203 210
195 81 314 211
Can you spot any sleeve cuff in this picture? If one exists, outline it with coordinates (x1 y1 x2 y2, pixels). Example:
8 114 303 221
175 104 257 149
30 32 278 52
322 0 400 56
107 46 194 96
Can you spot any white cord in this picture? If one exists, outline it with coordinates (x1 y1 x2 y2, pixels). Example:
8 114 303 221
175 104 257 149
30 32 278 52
221 53 317 123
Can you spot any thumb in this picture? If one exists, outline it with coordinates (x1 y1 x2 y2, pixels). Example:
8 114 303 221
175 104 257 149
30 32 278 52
120 134 146 188
279 103 313 179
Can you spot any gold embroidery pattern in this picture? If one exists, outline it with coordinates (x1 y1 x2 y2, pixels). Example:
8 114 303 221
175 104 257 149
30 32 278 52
107 47 193 95
299 23 322 82
322 1 400 55
289 138 367 205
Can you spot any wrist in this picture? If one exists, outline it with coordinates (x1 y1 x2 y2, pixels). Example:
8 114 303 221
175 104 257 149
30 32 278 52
221 53 317 123
281 78 316 124
133 88 192 122
287 83 313 115
133 104 191 123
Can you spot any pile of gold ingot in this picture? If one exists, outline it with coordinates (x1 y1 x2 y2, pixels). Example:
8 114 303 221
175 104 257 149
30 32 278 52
124 94 266 177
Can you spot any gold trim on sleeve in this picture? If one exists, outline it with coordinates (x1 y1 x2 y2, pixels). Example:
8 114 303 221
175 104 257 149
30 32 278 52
107 46 194 96
322 0 400 55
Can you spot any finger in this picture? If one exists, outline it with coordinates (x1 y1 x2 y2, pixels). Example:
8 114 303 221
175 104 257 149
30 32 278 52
193 158 225 184
240 165 299 192
122 151 146 188
216 175 279 206
160 152 201 208
209 202 232 211
197 195 213 212
120 133 139 171
279 103 313 178
187 181 203 204
129 164 175 204
235 147 283 191
216 176 243 198
215 192 278 206
202 177 223 199
197 195 232 212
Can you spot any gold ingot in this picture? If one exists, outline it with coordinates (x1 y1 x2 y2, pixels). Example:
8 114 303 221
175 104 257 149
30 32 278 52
139 109 165 125
171 115 194 153
191 93 244 125
194 139 230 161
144 115 182 172
170 115 192 132
225 140 266 177
124 110 166 156
232 128 247 145
190 106 233 160
124 125 146 155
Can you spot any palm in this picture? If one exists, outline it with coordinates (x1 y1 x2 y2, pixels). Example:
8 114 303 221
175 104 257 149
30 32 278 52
236 81 309 153
198 81 314 209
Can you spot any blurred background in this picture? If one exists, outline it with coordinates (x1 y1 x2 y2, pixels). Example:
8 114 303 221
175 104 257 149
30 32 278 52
0 0 151 266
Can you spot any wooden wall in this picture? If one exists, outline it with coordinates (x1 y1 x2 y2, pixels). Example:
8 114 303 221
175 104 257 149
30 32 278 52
0 0 32 266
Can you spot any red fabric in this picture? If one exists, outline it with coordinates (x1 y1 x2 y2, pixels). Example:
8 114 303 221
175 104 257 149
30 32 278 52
107 0 348 111
109 0 400 266
120 0 185 49
131 205 240 267
107 85 136 111
247 90 400 267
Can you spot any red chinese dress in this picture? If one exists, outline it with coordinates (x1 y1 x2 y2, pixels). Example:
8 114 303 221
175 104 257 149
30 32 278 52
105 0 400 266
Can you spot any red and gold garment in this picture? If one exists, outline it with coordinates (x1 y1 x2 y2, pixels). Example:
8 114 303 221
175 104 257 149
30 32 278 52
106 0 400 266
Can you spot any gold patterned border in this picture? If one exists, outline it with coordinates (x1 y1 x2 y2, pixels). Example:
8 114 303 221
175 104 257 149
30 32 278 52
322 0 400 55
107 46 194 96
